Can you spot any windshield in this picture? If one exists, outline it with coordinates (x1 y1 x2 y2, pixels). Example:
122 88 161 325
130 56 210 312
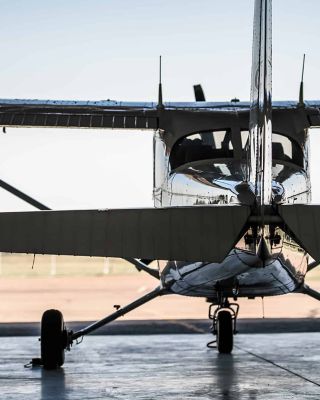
169 130 304 170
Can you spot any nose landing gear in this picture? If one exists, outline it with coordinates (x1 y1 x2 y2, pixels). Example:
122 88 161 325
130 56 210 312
208 299 239 354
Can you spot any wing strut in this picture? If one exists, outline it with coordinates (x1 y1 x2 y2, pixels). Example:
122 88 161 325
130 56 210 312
301 284 320 302
307 261 319 273
71 286 165 340
0 179 50 210
124 258 159 279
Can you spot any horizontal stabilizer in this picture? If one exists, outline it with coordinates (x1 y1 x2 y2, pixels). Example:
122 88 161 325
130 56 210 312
0 206 250 262
279 204 320 261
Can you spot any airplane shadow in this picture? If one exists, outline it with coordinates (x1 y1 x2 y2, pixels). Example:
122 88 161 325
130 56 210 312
204 352 257 400
214 354 237 399
40 368 66 400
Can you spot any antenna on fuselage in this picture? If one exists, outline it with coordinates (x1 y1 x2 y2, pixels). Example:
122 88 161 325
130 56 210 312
298 53 306 107
157 55 164 109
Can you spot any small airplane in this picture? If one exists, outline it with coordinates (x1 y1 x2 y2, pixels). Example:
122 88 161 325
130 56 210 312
0 0 320 369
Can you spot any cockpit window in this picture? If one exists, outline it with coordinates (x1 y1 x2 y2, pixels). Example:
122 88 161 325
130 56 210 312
170 130 234 170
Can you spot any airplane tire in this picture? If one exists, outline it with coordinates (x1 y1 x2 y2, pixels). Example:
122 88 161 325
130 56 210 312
41 309 66 370
216 310 233 354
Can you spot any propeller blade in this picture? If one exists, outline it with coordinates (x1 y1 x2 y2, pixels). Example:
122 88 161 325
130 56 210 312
193 84 206 102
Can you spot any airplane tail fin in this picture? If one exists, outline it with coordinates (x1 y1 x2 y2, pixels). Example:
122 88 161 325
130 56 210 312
248 0 273 206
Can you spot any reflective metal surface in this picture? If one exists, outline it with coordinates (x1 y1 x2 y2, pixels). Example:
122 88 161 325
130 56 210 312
150 0 313 302
154 122 310 299
249 0 273 205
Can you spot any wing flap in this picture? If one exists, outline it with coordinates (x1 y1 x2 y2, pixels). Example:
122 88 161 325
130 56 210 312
0 110 158 130
0 206 250 262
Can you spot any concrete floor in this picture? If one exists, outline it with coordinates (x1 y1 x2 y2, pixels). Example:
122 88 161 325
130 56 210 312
1 333 320 399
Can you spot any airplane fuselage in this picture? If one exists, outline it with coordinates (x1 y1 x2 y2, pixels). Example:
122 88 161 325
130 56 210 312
154 124 310 301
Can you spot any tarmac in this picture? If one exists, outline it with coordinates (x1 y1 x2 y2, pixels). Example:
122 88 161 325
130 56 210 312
1 318 320 336
1 330 320 399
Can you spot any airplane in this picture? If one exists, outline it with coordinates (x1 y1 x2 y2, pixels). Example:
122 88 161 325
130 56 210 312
0 0 320 369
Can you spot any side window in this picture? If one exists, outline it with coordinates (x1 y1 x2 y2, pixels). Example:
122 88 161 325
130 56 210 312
241 131 250 155
240 130 303 168
272 133 303 167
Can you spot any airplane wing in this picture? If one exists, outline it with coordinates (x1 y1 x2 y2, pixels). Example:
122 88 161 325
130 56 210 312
0 99 160 130
0 205 250 263
0 98 320 129
304 101 320 127
279 204 320 261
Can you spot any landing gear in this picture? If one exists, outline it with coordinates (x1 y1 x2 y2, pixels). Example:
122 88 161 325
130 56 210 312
40 309 68 370
216 310 233 353
36 287 164 369
209 299 239 354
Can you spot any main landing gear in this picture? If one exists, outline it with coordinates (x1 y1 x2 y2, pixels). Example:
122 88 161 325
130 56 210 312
41 309 69 369
208 298 239 354
36 286 164 370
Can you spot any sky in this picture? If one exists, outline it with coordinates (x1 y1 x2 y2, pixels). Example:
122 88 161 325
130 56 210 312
0 0 319 210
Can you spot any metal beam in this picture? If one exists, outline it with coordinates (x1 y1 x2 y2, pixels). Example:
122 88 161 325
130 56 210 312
124 258 159 279
307 261 319 273
0 179 50 210
301 284 320 301
72 286 165 340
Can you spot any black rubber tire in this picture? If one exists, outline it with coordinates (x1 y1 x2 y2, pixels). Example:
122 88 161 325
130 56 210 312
41 309 66 370
216 310 233 354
